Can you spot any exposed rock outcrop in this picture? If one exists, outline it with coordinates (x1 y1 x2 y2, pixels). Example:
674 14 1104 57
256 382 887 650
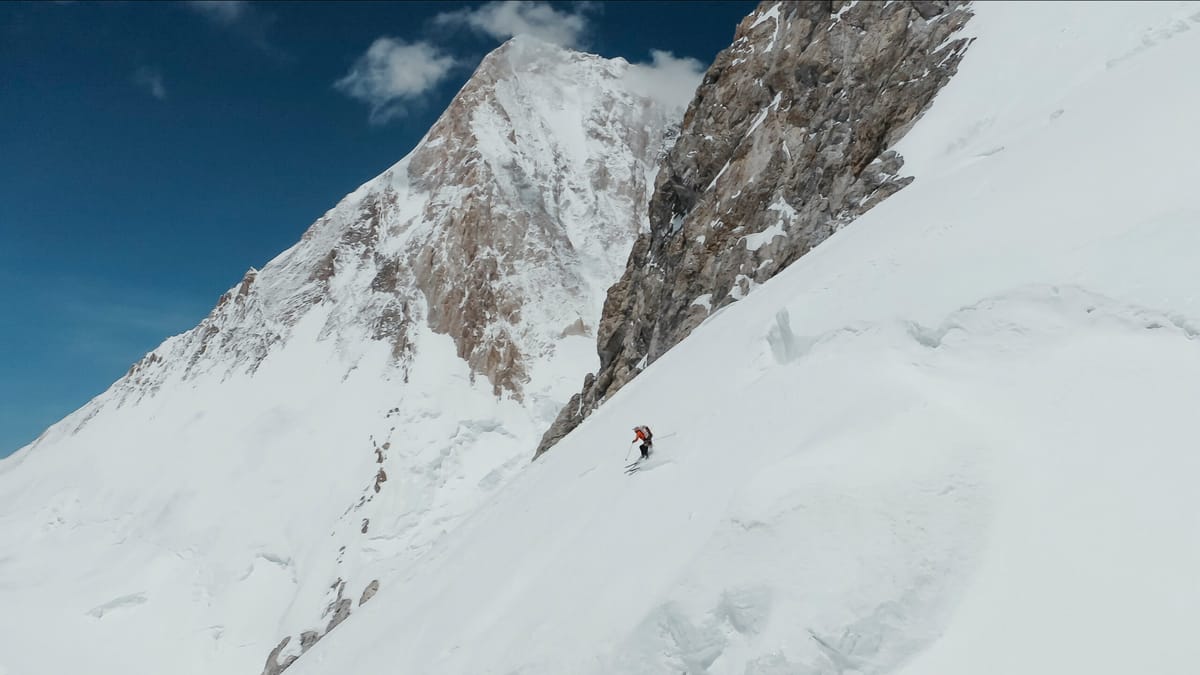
326 598 352 633
259 626 327 675
359 579 381 606
261 636 299 675
299 630 320 651
537 0 973 457
260 574 382 674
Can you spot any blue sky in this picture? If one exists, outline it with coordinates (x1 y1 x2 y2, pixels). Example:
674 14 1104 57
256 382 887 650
0 1 755 456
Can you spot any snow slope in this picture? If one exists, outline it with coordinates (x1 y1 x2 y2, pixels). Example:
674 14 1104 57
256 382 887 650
0 37 681 675
280 3 1200 673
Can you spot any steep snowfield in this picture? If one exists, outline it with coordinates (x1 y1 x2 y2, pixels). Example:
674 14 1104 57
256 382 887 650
279 3 1200 674
0 38 680 675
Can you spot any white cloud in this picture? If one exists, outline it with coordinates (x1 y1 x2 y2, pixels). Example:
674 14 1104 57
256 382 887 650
623 50 706 115
335 38 458 124
434 1 592 49
133 66 167 100
184 1 283 57
185 0 249 26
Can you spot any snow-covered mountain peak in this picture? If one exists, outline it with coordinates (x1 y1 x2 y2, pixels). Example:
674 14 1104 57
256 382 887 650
481 33 580 68
66 37 678 430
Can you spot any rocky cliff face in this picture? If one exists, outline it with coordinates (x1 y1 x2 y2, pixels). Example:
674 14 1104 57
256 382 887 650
537 0 973 457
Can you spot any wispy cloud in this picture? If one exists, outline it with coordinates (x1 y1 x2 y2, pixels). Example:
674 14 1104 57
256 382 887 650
60 296 202 339
433 1 595 49
184 0 249 25
45 277 210 339
623 50 706 115
334 38 458 124
133 66 167 100
8 274 211 377
183 0 283 58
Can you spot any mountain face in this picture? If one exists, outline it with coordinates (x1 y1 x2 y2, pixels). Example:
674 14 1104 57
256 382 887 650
537 0 973 456
111 35 672 412
0 36 680 675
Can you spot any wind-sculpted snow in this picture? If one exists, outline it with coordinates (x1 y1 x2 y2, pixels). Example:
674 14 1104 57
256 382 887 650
765 285 1200 368
286 281 1200 674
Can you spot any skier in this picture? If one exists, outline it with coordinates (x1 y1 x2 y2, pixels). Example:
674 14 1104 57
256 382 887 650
632 425 653 460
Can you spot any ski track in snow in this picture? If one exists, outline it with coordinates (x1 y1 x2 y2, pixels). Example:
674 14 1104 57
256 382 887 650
87 593 149 619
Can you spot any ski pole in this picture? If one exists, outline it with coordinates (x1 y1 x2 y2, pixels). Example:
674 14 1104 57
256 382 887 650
624 441 636 462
